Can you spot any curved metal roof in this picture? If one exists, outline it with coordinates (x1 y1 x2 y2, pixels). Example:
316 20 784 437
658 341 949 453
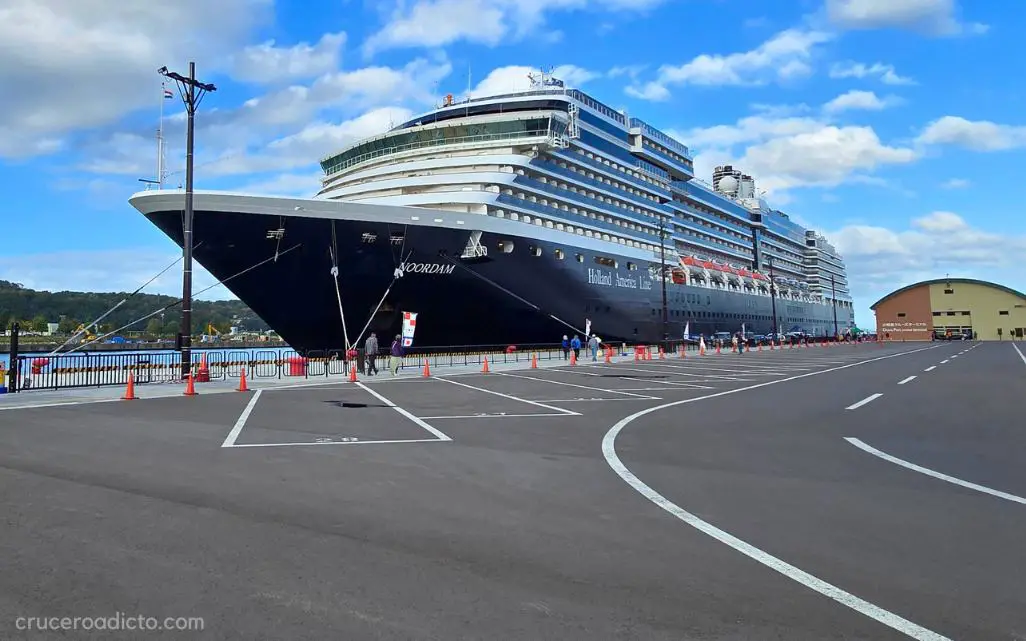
870 278 1026 310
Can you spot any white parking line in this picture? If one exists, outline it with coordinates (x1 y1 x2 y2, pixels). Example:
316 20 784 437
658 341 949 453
924 366 936 372
1014 343 1026 367
897 376 916 385
496 371 659 399
435 377 580 416
845 438 1026 505
357 382 452 441
846 393 883 410
222 390 262 448
940 360 949 364
602 344 951 641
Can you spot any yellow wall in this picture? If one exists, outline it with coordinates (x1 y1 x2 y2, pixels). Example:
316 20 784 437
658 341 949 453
928 282 1026 340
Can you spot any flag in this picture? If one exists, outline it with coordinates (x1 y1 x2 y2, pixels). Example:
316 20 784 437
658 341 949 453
163 88 174 99
683 322 690 340
584 318 591 338
401 311 418 347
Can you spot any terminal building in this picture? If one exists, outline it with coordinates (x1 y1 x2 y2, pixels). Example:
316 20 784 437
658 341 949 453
871 278 1026 341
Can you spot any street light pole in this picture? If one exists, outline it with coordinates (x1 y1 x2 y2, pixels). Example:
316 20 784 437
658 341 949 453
768 256 778 338
831 273 839 339
159 63 216 379
659 215 668 350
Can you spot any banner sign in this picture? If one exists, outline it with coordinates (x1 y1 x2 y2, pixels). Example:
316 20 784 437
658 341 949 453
401 311 418 347
585 318 592 338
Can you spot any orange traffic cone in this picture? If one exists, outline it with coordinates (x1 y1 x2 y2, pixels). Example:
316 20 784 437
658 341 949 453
605 349 612 363
570 351 577 366
680 344 686 359
715 345 721 355
482 357 490 373
422 359 431 377
531 353 538 368
634 349 640 361
122 372 137 400
349 364 358 382
659 348 665 359
237 367 250 391
183 373 197 396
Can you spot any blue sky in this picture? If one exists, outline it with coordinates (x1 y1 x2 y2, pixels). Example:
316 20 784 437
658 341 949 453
2 0 1024 327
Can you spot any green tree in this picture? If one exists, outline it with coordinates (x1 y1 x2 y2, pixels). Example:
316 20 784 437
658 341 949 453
31 315 48 332
57 318 79 334
145 317 164 336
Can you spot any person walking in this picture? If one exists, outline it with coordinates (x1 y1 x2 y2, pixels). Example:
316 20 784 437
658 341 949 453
588 334 600 361
389 334 404 375
570 335 581 360
561 335 570 360
364 332 379 376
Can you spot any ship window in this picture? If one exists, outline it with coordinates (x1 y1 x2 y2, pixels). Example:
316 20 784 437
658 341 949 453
932 311 941 316
576 253 584 263
626 261 637 270
944 288 954 294
594 256 617 268
530 246 542 257
897 313 906 318
1000 310 1010 315
361 233 377 243
555 249 565 260
498 241 514 253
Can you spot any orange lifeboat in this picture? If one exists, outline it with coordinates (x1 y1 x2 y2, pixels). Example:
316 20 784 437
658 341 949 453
671 268 687 284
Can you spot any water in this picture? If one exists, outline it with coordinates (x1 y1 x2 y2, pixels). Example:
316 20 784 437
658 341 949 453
1 346 296 370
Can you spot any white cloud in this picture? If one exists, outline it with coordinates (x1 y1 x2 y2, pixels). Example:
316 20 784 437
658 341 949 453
625 29 833 100
0 250 232 301
207 107 415 177
77 59 452 181
941 178 970 189
829 61 916 85
829 211 1026 302
739 126 917 193
227 172 324 197
824 0 988 36
362 0 667 55
468 64 599 98
822 89 900 113
917 116 1026 151
230 32 347 85
0 0 273 158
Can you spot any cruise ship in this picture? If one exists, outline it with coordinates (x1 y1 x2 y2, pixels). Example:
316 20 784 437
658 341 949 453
130 72 856 351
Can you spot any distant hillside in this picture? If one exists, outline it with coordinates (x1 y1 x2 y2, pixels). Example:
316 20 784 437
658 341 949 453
0 280 268 336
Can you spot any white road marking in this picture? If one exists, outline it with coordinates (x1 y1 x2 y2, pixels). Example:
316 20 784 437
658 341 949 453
897 376 916 385
584 363 742 380
419 412 573 419
435 377 580 416
940 360 949 364
497 371 659 399
950 355 958 359
356 382 452 441
222 390 263 448
1014 343 1026 367
924 366 936 372
229 438 446 449
601 345 951 641
845 438 1026 506
846 393 883 410
0 397 123 411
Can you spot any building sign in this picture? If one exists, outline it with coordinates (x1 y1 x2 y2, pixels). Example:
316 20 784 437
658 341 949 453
880 321 929 333
400 262 455 275
587 268 653 290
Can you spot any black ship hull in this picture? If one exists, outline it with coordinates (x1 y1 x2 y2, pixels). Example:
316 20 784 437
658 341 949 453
144 207 853 351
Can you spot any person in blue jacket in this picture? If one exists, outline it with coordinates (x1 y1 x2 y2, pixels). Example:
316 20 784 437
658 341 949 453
561 335 570 360
570 335 582 360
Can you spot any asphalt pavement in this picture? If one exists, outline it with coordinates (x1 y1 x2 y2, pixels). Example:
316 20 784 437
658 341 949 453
1 340 1023 640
